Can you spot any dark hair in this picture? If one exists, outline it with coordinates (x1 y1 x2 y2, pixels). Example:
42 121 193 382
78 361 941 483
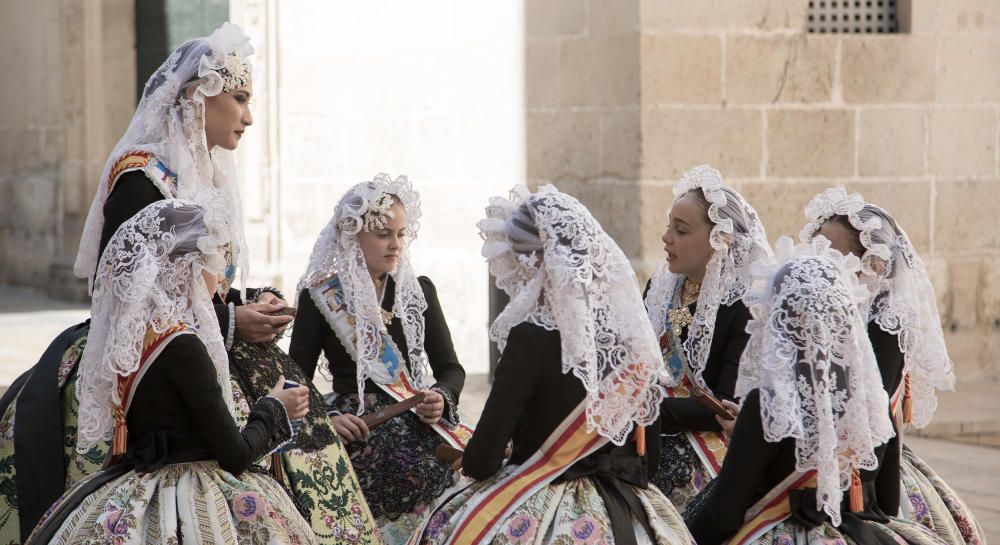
680 189 713 224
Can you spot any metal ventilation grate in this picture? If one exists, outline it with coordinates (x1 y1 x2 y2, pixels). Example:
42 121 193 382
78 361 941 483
807 0 899 33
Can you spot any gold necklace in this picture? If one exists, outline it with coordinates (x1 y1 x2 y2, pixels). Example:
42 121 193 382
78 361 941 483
372 275 394 325
667 279 701 331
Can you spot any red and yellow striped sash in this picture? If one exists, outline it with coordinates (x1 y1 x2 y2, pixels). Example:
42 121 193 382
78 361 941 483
728 471 818 545
108 323 190 464
438 404 606 545
107 151 154 192
665 375 729 476
378 371 473 449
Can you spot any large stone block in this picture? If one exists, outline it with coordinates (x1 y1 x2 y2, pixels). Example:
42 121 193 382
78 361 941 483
527 110 602 182
934 179 1000 251
637 180 676 278
642 107 763 180
640 0 807 31
937 35 1000 103
928 109 996 178
900 0 940 33
858 109 926 177
526 0 586 37
948 257 981 330
726 35 836 105
600 108 642 180
525 39 561 108
738 180 832 243
842 36 935 104
937 0 1000 33
923 256 951 324
978 257 1000 327
559 34 640 107
641 33 722 105
588 0 639 34
766 109 854 177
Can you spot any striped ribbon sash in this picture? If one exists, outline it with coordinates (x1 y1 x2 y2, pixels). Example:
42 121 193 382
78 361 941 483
108 324 191 464
409 402 608 545
377 371 473 450
727 470 819 545
664 375 729 477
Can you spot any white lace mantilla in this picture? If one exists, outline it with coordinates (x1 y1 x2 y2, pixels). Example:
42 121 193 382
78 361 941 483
76 200 233 454
645 165 772 390
737 237 894 526
480 185 671 445
800 186 955 428
297 174 430 413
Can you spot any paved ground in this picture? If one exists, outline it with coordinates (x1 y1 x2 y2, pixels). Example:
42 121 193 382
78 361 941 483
1 283 996 542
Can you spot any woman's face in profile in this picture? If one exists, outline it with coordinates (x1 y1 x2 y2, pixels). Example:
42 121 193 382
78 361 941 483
203 81 254 151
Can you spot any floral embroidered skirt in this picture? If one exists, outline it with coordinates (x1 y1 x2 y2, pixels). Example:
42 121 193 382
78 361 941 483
26 460 316 545
328 390 457 545
414 466 694 545
650 433 715 512
899 445 986 545
0 333 380 545
228 340 380 545
0 330 107 545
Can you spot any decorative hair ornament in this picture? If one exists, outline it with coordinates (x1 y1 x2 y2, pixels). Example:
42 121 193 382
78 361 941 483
363 192 398 232
479 185 672 445
800 186 955 429
197 22 255 96
645 164 772 389
738 236 894 526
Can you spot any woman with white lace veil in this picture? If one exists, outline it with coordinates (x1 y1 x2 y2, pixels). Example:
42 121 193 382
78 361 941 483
0 23 381 545
643 164 771 510
683 237 927 545
800 187 983 545
289 174 471 545
409 185 693 545
25 200 316 545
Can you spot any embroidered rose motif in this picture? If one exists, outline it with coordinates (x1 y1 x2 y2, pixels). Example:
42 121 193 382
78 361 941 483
506 514 536 543
571 516 603 544
100 509 127 537
232 491 263 522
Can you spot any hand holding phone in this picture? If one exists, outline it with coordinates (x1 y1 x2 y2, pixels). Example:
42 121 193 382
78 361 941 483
691 386 737 421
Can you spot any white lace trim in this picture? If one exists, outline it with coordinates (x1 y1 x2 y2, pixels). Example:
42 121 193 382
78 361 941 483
480 185 671 445
645 165 772 389
75 23 252 295
800 187 955 428
297 174 430 413
76 200 234 454
737 236 894 526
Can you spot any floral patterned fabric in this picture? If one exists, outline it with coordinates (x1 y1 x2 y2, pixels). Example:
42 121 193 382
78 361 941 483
227 339 381 545
28 460 316 545
0 335 106 545
651 433 713 512
900 446 985 545
415 465 694 545
327 390 456 545
0 335 381 545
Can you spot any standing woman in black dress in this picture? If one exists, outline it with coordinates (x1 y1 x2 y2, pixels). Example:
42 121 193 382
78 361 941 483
800 187 983 545
26 200 316 544
290 174 470 545
409 185 694 545
643 164 771 510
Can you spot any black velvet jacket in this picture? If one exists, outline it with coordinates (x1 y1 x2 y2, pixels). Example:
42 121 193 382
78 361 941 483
464 322 661 545
126 334 291 475
289 275 466 404
99 170 246 335
644 280 752 433
686 382 902 545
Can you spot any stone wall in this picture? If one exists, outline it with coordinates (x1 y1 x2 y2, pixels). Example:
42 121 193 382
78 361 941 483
0 0 135 299
525 0 1000 378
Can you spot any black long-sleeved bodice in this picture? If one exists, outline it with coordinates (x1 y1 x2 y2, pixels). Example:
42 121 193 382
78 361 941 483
126 333 290 475
289 275 466 403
